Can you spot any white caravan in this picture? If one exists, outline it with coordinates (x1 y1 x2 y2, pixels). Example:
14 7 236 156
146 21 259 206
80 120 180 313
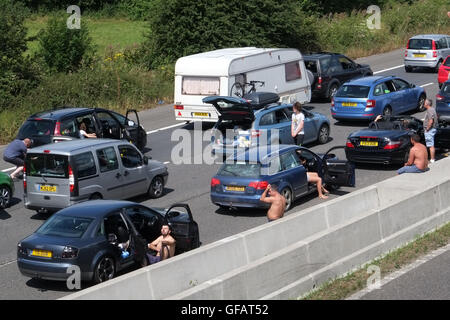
173 47 312 122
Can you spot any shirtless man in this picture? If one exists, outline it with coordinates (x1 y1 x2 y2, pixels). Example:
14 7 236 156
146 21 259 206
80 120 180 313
147 224 176 264
260 184 286 222
397 134 429 174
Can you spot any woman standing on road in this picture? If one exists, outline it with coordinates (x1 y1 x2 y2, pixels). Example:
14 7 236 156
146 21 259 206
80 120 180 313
291 102 305 146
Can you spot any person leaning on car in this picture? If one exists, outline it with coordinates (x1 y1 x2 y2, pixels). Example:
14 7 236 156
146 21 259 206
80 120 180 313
423 99 438 163
3 138 32 180
291 102 305 146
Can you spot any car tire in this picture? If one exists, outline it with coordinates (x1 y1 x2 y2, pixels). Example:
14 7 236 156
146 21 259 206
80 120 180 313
280 187 293 212
93 256 115 284
317 124 330 144
0 185 11 209
417 94 426 112
405 66 413 73
148 176 164 199
90 193 102 200
328 83 339 101
383 106 392 117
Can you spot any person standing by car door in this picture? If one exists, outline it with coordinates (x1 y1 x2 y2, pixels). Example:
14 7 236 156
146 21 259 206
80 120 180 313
3 138 32 179
423 99 438 163
291 102 305 146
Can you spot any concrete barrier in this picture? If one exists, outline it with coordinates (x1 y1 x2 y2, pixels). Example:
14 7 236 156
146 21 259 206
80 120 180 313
63 158 450 300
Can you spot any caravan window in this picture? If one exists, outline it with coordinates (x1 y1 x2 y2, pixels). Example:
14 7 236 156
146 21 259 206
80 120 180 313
285 61 302 82
182 77 220 96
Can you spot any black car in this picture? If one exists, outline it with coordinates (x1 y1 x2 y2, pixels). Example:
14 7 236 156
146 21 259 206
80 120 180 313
304 52 373 101
17 200 200 284
345 115 424 164
17 107 147 151
435 121 450 149
437 80 450 123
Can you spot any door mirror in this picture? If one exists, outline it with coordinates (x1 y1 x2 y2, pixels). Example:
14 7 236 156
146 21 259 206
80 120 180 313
143 156 149 165
410 84 416 88
128 120 135 127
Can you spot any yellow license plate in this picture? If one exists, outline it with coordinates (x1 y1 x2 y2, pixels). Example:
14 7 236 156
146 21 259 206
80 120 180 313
342 102 358 107
226 186 246 192
360 141 379 147
413 54 426 58
40 185 57 192
193 112 210 117
31 250 52 258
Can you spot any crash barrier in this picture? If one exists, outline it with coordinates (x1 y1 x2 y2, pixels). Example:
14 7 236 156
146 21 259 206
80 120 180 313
63 157 450 300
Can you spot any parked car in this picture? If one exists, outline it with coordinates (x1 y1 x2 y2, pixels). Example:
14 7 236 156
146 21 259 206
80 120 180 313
204 93 331 159
210 145 355 211
0 172 14 209
331 76 426 121
17 200 200 283
437 80 450 123
17 107 147 151
23 139 168 213
345 115 425 164
304 52 373 101
404 34 450 73
437 55 450 88
435 121 450 150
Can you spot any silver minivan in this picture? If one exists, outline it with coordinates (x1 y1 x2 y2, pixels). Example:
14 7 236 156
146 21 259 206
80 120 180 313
23 139 168 213
404 34 450 72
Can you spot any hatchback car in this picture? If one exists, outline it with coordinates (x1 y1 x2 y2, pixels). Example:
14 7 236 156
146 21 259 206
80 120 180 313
210 145 355 211
204 94 331 159
331 76 426 121
437 55 450 88
0 172 14 209
17 107 147 151
17 200 200 283
304 52 373 101
404 34 450 73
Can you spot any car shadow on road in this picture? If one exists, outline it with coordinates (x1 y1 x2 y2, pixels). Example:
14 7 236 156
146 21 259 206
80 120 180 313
0 209 11 220
333 120 370 128
129 188 175 204
355 162 402 171
215 206 268 218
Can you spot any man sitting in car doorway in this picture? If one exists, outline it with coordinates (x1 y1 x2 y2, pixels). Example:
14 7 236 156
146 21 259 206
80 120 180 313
146 224 176 264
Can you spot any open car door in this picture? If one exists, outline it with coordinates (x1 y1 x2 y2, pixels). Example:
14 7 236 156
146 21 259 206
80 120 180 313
322 146 355 187
164 203 200 252
125 109 145 150
202 96 254 122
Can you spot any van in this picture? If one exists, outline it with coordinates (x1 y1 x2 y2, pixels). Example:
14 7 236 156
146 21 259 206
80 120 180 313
404 34 450 73
173 47 312 122
23 139 168 213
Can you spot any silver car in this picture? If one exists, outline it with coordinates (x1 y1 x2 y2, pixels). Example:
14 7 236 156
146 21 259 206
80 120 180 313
24 139 168 213
404 34 450 73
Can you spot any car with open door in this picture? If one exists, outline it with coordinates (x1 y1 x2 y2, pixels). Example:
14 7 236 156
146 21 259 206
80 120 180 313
16 107 147 151
17 200 200 284
210 145 354 211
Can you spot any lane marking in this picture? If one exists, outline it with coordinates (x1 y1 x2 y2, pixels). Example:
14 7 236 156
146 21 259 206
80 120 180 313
147 123 185 135
373 64 404 75
420 82 434 88
2 167 15 173
163 161 170 165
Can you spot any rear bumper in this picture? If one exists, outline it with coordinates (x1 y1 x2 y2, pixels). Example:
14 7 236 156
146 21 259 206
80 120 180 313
210 192 268 209
404 59 438 68
23 194 87 212
345 148 406 164
331 110 375 121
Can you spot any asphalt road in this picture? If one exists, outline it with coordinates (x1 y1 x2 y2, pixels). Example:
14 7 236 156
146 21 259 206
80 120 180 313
0 48 444 300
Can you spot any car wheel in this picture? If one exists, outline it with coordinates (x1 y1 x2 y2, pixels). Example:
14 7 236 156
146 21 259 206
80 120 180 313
328 83 339 101
90 193 102 200
417 94 426 112
93 256 115 284
148 176 164 199
405 66 413 73
0 185 11 209
317 124 330 144
383 106 392 117
281 187 293 212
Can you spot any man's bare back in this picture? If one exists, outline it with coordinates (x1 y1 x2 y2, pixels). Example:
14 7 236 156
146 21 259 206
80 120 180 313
409 143 428 170
260 184 286 221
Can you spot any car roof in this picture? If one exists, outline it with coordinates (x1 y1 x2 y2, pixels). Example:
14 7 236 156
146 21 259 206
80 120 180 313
409 34 448 40
303 52 340 59
28 139 124 154
344 75 397 86
28 107 95 120
56 200 139 218
229 144 298 164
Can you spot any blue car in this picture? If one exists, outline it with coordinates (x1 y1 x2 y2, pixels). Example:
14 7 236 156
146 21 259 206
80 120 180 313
204 93 331 158
331 76 426 121
210 145 355 211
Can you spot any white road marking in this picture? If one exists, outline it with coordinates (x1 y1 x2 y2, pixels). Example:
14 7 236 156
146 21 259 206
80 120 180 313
1 167 15 173
163 161 170 165
373 64 404 75
147 123 185 134
420 82 434 88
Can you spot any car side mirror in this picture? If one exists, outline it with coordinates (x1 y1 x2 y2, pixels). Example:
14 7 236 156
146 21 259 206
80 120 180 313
128 120 135 126
411 84 416 88
143 156 149 165
108 233 117 243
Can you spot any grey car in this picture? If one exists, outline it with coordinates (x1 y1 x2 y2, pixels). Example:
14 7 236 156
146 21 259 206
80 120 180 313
24 139 168 213
404 34 450 73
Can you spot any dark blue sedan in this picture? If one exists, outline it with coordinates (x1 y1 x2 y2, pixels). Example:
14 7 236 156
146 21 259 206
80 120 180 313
17 200 200 284
210 145 355 211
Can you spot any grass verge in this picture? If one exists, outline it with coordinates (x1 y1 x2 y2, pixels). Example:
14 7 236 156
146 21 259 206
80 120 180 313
301 222 450 300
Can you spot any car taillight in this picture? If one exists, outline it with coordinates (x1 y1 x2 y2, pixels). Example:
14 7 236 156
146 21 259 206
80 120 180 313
174 105 184 110
69 165 74 193
53 122 61 136
249 181 268 190
436 94 444 101
406 40 410 49
317 76 322 89
433 51 438 58
346 140 355 148
251 130 261 138
366 100 376 108
432 40 436 50
23 163 27 191
62 246 79 259
384 141 401 150
211 178 220 187
405 50 408 57
331 98 335 107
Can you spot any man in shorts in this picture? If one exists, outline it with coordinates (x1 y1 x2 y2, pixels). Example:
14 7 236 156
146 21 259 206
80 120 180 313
423 99 438 163
397 133 429 174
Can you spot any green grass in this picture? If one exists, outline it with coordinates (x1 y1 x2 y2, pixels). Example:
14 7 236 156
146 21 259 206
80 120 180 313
25 15 147 56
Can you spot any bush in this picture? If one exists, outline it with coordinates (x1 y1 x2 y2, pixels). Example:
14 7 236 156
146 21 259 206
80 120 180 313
37 15 96 73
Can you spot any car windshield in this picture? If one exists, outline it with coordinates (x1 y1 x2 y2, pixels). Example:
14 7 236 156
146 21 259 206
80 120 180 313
218 162 261 178
335 85 370 98
17 120 54 139
36 215 93 238
408 39 433 50
26 154 69 178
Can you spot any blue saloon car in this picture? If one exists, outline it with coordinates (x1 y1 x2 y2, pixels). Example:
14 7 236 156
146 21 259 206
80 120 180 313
210 145 355 211
331 76 426 121
17 200 200 283
204 93 331 158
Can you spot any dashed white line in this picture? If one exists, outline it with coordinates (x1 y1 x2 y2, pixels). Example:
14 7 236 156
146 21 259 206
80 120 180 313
163 161 171 165
420 82 434 88
1 167 15 173
373 64 405 75
146 123 185 135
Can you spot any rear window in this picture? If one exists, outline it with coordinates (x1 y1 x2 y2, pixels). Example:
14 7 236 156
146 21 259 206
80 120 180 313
285 61 302 82
304 60 318 73
408 39 433 50
218 162 261 178
36 215 93 238
72 152 97 178
26 154 69 178
17 120 54 139
182 76 220 96
336 85 370 98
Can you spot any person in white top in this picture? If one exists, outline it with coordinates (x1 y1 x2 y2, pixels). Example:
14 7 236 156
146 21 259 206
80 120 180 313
79 122 97 139
291 101 305 146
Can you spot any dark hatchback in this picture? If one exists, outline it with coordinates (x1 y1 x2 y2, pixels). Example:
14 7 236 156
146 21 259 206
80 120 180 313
345 116 424 164
304 52 373 101
17 200 200 284
17 107 147 151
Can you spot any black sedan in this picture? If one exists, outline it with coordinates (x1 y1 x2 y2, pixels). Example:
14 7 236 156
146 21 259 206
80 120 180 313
345 115 424 164
17 200 200 284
